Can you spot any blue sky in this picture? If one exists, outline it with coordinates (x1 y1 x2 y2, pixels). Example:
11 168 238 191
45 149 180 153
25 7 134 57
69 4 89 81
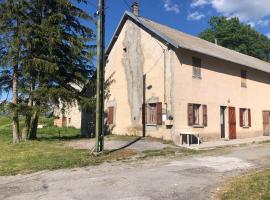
84 0 270 47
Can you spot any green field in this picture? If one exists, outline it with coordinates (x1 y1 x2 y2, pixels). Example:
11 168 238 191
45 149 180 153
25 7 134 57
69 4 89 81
219 169 270 200
0 116 136 176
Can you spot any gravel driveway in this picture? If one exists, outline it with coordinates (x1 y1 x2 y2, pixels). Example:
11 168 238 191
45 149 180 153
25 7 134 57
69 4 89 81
0 143 270 200
65 137 174 152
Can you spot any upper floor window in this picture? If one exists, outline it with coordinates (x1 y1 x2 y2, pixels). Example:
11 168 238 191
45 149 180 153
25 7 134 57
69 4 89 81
241 70 247 88
192 57 201 79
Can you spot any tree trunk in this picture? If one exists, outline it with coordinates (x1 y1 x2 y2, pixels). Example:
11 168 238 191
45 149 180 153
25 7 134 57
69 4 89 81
29 110 39 140
12 65 20 144
22 112 31 140
22 84 34 140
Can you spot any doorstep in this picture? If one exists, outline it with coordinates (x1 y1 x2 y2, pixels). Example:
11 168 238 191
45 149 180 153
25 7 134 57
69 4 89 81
180 136 270 150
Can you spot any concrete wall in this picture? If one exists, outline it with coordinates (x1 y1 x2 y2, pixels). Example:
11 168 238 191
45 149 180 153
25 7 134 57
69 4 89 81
106 18 270 143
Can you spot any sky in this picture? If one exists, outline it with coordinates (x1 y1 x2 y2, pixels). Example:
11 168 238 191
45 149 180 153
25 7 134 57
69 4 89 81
84 0 270 47
1 0 270 101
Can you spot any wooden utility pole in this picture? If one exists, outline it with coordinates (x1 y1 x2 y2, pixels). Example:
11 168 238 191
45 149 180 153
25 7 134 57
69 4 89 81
95 0 106 153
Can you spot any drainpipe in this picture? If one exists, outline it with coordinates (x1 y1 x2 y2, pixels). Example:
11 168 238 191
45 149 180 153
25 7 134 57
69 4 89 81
163 48 167 119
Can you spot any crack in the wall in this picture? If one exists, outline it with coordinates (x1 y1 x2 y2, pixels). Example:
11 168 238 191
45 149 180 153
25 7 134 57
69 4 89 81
122 21 145 127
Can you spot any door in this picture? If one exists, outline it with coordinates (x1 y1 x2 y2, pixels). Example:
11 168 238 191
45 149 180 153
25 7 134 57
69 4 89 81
263 111 270 136
228 107 236 139
62 117 67 127
220 106 226 138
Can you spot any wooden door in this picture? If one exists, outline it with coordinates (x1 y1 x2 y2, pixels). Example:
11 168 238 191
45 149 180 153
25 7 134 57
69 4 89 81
263 111 270 136
228 107 236 139
62 117 67 128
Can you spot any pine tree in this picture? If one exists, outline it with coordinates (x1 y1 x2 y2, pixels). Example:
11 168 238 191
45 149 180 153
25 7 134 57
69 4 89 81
0 0 29 143
21 0 96 139
0 0 96 141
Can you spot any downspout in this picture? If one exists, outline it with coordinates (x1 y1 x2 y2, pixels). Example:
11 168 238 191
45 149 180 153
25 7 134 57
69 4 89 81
163 48 167 119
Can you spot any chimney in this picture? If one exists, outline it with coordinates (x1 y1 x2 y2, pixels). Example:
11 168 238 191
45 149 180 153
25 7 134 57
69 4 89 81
132 1 139 16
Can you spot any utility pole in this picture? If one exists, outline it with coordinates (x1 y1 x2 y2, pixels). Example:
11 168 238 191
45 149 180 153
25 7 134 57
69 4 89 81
95 0 106 153
142 74 146 137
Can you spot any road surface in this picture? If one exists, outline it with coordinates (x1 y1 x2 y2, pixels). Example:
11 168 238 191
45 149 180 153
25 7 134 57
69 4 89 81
0 143 270 200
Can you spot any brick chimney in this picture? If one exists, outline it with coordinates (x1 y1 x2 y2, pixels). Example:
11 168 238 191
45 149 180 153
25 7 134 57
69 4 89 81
131 1 139 16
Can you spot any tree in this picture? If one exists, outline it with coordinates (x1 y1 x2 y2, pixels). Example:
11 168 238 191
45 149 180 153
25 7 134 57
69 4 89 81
20 0 96 139
0 0 29 143
199 16 270 62
0 0 96 141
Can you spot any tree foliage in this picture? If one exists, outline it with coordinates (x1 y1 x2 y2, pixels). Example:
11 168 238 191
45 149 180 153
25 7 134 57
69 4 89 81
0 0 96 141
199 16 270 62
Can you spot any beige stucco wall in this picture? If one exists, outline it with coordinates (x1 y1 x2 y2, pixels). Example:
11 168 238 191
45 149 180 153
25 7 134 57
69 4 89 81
171 48 270 143
106 18 270 143
53 101 81 129
105 19 172 140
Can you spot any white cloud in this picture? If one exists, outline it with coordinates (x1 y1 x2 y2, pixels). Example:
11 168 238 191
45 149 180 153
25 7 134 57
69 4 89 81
257 20 269 27
191 0 210 8
187 11 205 20
191 0 270 26
164 0 180 14
266 33 270 39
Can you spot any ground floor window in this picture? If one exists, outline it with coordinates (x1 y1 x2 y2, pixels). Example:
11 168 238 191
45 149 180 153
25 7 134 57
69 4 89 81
240 108 251 127
145 102 162 125
188 103 207 127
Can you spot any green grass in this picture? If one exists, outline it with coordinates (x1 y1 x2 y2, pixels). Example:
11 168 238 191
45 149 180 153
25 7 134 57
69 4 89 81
219 169 270 200
0 116 137 176
140 147 199 159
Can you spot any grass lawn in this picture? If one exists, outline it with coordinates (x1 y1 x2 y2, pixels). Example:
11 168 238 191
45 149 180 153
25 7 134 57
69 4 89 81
219 169 270 200
0 116 137 176
0 116 201 176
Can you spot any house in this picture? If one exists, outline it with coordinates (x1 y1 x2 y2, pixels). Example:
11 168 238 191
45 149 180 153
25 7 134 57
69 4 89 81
53 82 96 137
105 3 270 145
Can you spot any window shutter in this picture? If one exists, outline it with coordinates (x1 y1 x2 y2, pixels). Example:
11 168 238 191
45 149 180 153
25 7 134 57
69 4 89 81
239 108 243 127
108 107 114 124
156 102 162 125
263 111 269 124
248 109 251 127
203 105 207 126
188 103 193 126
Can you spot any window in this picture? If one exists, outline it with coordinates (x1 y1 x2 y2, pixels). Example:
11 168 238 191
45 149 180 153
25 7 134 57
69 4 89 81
188 103 207 127
240 108 251 127
192 57 201 79
68 118 71 124
193 104 200 125
241 70 247 88
145 102 162 125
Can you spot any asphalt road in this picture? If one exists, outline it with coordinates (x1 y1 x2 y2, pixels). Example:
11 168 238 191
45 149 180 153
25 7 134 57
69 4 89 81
1 143 270 200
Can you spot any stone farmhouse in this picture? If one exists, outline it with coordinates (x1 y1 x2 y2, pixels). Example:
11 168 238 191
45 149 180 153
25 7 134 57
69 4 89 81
105 4 270 145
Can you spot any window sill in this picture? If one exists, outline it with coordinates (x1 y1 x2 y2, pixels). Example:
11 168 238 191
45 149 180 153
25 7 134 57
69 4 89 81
192 76 202 80
242 126 250 128
193 125 205 128
146 124 157 126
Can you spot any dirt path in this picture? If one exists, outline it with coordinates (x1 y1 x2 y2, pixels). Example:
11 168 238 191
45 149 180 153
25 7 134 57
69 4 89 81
0 143 270 200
